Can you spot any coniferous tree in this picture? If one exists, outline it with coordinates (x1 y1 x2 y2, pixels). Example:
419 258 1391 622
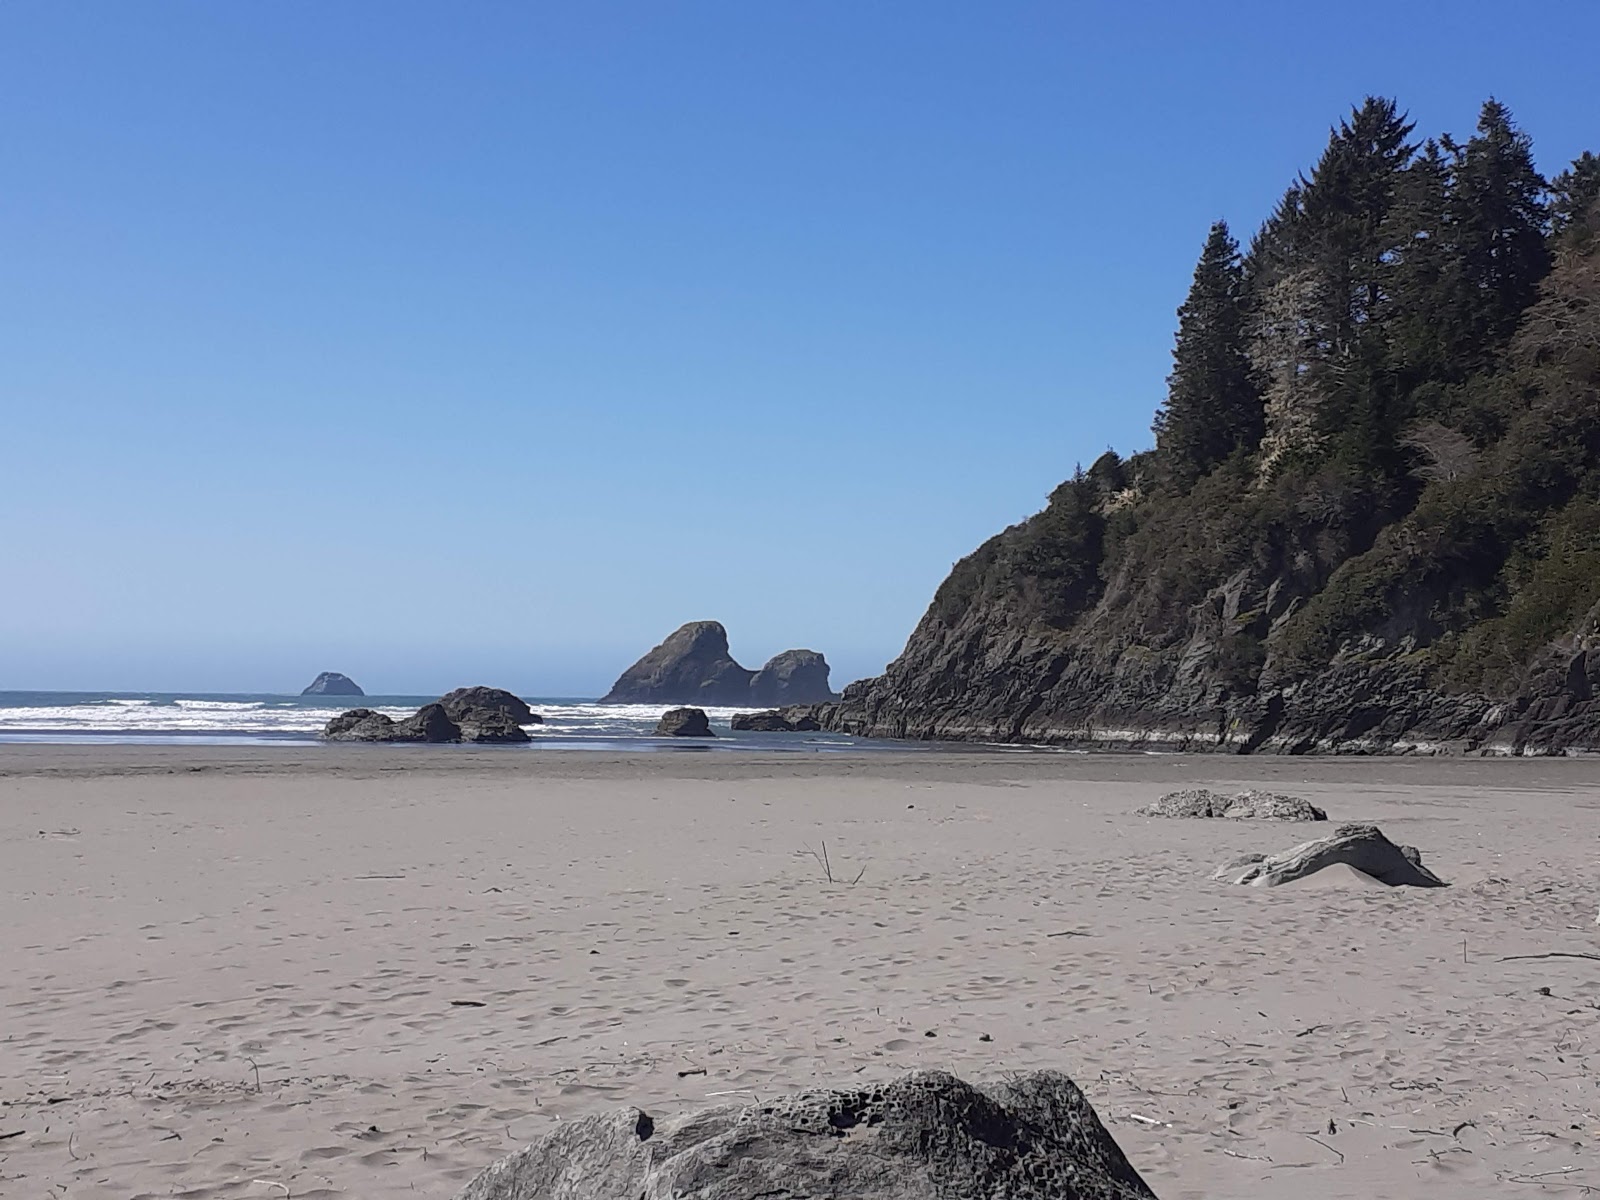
1154 221 1263 485
1379 139 1466 392
1551 152 1600 245
1447 99 1550 351
1297 97 1417 356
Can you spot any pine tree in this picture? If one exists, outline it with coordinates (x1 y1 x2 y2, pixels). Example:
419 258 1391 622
1448 98 1550 351
1297 97 1417 355
1551 151 1600 246
1154 221 1263 485
1379 139 1467 391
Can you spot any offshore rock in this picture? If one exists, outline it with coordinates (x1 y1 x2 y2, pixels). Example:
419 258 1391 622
748 649 839 705
302 671 364 697
453 1069 1158 1200
437 687 542 726
603 622 755 706
654 707 714 737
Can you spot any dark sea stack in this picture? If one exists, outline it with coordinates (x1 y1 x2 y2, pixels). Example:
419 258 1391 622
436 686 542 725
811 110 1600 757
731 710 821 732
453 1069 1158 1200
602 621 755 705
654 707 715 737
747 649 839 705
302 671 364 697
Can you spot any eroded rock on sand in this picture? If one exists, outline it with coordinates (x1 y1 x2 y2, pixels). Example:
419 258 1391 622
654 707 714 737
1212 822 1447 887
322 703 461 743
436 687 543 726
1139 788 1326 821
454 1069 1157 1200
731 709 823 732
302 671 364 696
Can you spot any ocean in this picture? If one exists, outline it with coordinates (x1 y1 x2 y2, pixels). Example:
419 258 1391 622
0 691 901 751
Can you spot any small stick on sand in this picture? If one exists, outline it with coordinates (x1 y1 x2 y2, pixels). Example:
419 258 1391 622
246 1057 262 1092
678 1067 707 1078
1500 953 1600 963
251 1181 292 1198
1305 1134 1345 1165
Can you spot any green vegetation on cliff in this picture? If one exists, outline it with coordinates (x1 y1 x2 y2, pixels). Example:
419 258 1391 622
918 96 1600 725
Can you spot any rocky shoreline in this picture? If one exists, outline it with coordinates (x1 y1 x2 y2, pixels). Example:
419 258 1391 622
787 645 1600 756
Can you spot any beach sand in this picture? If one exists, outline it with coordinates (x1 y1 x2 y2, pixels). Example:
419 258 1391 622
2 745 1598 1199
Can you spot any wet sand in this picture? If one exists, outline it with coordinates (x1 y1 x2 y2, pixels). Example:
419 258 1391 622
3 745 1598 1198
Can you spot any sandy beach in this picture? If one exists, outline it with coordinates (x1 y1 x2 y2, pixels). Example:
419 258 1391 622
3 745 1599 1199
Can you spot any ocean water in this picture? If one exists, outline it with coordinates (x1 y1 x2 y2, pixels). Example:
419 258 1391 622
0 692 900 751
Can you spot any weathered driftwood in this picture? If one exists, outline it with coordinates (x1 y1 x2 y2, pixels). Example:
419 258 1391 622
1212 822 1447 888
455 1069 1157 1200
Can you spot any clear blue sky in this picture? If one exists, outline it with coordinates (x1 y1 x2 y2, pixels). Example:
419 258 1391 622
3 2 1596 695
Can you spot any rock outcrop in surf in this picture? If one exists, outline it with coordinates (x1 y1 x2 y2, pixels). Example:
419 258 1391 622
322 686 543 744
453 1069 1158 1200
654 707 714 737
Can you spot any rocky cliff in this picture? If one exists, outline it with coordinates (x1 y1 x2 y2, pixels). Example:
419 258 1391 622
797 120 1600 756
603 622 838 706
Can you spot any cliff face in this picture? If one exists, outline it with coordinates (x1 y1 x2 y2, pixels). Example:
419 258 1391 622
804 199 1600 755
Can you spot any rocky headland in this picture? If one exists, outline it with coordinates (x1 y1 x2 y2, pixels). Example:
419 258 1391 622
603 621 839 707
791 107 1600 756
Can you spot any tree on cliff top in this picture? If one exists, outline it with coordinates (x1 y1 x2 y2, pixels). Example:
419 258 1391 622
1153 221 1262 486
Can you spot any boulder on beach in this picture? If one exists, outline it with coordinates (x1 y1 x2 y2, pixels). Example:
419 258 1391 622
453 1068 1157 1200
301 671 364 697
322 703 461 743
1212 822 1447 887
655 707 714 737
748 649 839 706
731 709 822 732
1139 788 1326 821
436 687 542 726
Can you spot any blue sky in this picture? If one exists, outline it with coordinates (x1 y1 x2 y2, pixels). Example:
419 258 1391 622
3 2 1597 695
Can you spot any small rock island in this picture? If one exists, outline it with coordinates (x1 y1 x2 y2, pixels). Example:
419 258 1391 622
302 671 364 697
